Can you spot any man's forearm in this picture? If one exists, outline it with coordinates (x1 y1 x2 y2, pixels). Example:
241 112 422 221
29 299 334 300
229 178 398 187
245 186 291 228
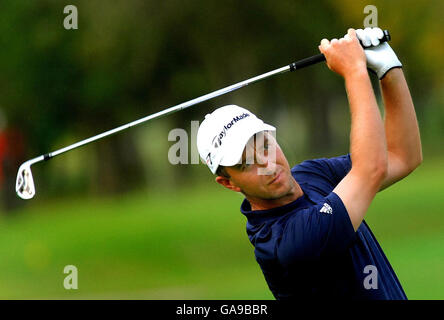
320 29 388 230
346 69 387 180
332 68 388 230
381 68 422 173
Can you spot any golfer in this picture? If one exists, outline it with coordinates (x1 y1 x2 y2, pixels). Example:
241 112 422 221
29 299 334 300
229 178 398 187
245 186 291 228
197 28 422 300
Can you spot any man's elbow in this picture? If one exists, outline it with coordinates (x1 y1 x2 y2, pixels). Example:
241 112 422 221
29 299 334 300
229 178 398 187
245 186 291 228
414 150 423 169
397 149 423 179
353 158 388 187
406 151 423 174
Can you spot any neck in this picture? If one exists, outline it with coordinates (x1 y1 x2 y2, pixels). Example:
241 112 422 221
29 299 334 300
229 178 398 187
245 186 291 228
248 178 303 211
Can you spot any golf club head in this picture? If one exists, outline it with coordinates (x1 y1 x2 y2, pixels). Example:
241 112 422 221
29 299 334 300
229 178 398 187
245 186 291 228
16 162 36 200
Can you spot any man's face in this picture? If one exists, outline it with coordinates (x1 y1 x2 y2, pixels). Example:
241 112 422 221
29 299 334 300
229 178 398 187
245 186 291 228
218 131 297 202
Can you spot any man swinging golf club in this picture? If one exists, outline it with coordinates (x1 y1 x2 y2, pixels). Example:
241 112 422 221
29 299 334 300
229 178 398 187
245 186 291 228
197 28 422 300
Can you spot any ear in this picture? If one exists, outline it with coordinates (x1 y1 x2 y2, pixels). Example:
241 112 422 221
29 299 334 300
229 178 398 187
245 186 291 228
215 176 242 193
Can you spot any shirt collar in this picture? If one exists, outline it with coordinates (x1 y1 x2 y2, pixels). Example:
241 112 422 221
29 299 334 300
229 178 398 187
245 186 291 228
240 183 314 225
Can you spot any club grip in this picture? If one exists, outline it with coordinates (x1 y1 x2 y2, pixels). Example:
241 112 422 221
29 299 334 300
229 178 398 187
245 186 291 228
289 54 326 71
289 29 391 71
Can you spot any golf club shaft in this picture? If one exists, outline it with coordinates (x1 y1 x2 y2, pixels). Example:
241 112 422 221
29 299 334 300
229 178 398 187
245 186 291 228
40 30 391 162
45 65 291 160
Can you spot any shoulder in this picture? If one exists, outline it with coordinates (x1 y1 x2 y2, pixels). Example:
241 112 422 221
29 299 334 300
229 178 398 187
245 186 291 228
293 154 351 172
277 194 355 265
292 154 352 187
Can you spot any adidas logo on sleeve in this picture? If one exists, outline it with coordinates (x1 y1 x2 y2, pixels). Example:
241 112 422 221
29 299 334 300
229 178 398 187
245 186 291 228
320 203 333 214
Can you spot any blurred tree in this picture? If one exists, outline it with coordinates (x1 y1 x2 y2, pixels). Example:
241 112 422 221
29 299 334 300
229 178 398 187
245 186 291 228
0 0 442 204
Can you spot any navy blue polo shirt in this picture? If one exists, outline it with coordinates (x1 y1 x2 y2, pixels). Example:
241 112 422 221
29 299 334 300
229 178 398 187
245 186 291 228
241 154 407 300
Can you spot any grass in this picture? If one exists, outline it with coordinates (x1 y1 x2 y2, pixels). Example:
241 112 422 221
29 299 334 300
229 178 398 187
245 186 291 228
0 158 442 299
0 181 273 299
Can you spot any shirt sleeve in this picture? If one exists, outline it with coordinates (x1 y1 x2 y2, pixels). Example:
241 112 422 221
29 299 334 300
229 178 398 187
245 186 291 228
277 192 356 267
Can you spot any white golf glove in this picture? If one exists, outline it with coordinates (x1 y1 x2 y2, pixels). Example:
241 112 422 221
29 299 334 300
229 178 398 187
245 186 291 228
356 27 402 79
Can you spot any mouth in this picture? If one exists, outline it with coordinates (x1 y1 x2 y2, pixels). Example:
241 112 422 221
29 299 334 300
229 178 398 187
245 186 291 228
268 171 282 185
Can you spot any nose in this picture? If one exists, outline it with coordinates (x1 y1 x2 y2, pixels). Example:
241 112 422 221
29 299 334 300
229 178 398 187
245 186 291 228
255 150 277 176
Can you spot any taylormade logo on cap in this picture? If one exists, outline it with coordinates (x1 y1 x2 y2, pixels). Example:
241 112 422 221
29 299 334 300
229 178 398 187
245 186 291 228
212 112 250 148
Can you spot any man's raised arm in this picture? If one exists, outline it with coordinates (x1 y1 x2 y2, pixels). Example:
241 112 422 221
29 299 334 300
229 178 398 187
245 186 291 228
379 69 422 190
354 28 422 190
319 29 388 231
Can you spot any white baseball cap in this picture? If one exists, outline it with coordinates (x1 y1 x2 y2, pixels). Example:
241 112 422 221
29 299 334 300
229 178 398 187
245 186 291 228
197 105 276 174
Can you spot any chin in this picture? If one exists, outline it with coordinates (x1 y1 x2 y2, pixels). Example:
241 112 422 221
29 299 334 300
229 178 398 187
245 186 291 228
266 186 292 200
272 181 293 198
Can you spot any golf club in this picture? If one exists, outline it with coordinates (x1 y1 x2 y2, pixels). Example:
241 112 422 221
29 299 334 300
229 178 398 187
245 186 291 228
16 30 391 200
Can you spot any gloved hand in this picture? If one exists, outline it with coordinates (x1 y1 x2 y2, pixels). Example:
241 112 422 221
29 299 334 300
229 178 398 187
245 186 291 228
356 27 402 79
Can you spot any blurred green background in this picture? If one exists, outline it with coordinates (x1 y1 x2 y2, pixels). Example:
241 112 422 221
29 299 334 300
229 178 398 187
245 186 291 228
0 0 442 299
